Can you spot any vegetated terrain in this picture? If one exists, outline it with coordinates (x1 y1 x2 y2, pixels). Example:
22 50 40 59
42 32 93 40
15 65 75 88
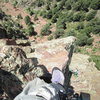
0 0 100 70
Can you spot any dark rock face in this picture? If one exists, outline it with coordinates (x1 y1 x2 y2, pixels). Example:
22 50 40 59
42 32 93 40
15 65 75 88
0 69 23 100
0 28 7 39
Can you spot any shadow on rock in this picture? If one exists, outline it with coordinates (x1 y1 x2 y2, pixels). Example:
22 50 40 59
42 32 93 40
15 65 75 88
0 69 23 100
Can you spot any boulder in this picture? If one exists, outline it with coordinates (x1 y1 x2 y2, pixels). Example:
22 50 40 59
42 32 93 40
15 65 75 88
30 36 76 73
0 39 7 47
30 36 76 89
16 39 30 46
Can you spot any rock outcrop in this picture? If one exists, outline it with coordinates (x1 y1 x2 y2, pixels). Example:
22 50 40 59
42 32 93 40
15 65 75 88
0 46 34 82
0 36 76 99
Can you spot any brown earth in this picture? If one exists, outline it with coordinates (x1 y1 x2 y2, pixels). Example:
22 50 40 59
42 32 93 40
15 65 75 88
70 53 100 100
0 2 49 42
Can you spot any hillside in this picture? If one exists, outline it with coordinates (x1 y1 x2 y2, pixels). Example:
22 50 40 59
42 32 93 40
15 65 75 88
0 0 100 100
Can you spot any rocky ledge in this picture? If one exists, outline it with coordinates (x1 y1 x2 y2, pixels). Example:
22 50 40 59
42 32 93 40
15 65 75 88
0 36 76 99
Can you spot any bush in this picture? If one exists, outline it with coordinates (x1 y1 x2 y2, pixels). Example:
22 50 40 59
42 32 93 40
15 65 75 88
51 14 58 23
26 25 35 36
76 22 84 30
65 1 71 10
17 14 23 19
34 14 38 21
89 55 100 70
54 29 64 39
90 0 100 10
92 25 100 34
48 35 53 40
41 23 51 35
66 12 74 22
86 18 100 34
86 10 97 21
1 18 26 39
39 10 47 17
76 33 89 46
0 9 6 19
73 12 85 22
46 10 52 19
66 30 76 36
24 16 31 25
12 1 18 8
81 26 92 37
34 0 45 7
87 38 94 45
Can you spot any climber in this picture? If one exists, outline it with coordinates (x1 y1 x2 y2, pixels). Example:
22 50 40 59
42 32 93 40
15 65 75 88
14 67 67 100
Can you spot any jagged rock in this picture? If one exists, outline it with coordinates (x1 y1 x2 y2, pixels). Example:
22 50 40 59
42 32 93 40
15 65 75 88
22 46 35 54
30 36 76 72
29 36 76 89
0 36 76 99
16 39 30 46
0 46 34 82
0 39 7 47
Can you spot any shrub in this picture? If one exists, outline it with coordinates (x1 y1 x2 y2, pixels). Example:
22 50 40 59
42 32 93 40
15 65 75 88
86 18 100 34
46 10 52 19
1 18 25 39
41 23 51 35
54 29 64 39
92 25 100 34
86 10 97 21
48 35 53 40
89 55 100 70
12 1 18 8
24 16 31 25
66 30 76 36
73 0 89 11
90 0 100 10
66 12 74 22
87 38 94 45
34 14 38 21
0 9 6 19
76 33 89 46
73 12 85 22
81 26 92 37
65 1 71 10
34 0 45 7
76 22 84 30
39 10 47 17
26 25 35 36
51 14 58 23
17 14 23 19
